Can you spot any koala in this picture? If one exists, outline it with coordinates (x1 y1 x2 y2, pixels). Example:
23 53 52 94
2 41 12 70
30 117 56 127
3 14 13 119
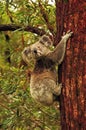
22 31 73 106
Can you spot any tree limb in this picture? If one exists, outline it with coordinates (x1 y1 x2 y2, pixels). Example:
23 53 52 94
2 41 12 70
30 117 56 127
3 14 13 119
0 24 46 36
38 1 54 34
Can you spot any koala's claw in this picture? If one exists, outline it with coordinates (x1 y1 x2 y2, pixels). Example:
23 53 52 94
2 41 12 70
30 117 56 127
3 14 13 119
67 30 73 36
67 30 71 33
62 30 73 40
63 32 66 36
57 83 62 95
59 83 62 88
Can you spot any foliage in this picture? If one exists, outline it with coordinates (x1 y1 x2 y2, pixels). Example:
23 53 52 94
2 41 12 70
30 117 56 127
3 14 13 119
0 0 61 129
0 66 61 129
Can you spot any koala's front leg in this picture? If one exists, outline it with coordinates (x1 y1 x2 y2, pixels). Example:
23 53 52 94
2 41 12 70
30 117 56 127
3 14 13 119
48 30 73 64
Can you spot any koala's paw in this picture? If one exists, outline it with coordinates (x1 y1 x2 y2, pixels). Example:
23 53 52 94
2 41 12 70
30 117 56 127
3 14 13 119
62 30 73 40
56 83 62 95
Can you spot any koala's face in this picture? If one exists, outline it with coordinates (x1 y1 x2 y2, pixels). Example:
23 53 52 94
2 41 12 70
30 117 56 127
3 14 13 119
22 35 53 64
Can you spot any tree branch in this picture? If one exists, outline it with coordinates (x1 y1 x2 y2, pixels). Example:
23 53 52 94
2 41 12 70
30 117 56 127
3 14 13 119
0 24 46 36
38 1 54 34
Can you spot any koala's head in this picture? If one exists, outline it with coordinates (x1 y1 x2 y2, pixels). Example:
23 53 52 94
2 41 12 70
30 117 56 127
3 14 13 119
22 35 53 64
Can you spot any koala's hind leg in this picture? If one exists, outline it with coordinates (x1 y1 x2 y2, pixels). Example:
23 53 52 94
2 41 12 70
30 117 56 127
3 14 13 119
40 92 53 106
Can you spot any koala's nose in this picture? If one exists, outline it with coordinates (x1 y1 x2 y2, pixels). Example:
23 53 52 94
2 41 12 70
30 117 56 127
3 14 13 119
33 49 37 54
24 49 29 55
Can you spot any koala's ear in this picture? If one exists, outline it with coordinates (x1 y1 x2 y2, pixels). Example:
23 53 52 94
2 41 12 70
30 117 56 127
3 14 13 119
39 35 53 47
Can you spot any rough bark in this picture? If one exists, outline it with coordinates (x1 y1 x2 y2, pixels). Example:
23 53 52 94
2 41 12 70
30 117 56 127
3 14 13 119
56 0 86 129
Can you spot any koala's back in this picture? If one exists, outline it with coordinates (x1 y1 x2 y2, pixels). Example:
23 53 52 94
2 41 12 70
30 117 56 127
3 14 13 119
30 72 57 105
30 56 58 105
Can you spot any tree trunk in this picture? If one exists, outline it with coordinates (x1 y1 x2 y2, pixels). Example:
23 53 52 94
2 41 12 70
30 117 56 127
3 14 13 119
56 0 86 129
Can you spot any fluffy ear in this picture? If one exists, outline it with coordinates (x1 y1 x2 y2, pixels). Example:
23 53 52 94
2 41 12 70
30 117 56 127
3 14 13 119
39 35 53 47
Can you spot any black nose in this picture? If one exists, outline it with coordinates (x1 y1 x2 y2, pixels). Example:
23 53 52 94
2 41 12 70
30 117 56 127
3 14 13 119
33 49 37 54
24 49 29 55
